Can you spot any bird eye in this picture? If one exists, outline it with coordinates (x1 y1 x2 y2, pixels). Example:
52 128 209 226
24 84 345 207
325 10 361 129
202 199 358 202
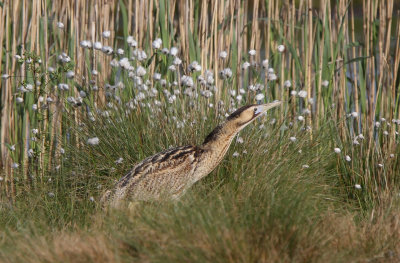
253 107 262 116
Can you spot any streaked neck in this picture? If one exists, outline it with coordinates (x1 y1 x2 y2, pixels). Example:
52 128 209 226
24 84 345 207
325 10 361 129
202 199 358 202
199 121 238 169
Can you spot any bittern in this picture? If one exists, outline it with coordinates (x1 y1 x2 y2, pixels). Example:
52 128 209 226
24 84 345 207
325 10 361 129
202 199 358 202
101 101 281 207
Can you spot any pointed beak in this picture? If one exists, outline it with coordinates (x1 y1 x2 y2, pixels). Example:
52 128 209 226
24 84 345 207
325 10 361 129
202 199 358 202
258 100 282 115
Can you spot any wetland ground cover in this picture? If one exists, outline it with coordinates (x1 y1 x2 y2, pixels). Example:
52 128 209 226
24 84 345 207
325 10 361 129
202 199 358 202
0 0 400 262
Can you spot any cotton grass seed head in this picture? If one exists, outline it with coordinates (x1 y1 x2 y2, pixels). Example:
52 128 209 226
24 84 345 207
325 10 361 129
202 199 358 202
298 90 307 98
283 80 292 88
248 85 256 91
136 66 146 77
242 62 250 70
115 157 124 164
93 42 102 50
173 57 182 65
255 93 265 101
127 35 134 44
268 73 277 81
17 86 26 93
59 53 71 63
102 30 111 38
322 80 329 87
152 38 162 49
188 61 201 72
56 22 64 29
102 46 113 55
168 65 176 72
248 49 256 56
58 83 69 91
132 49 147 61
80 40 92 48
153 72 161 81
350 112 358 118
25 84 33 92
334 148 341 154
345 155 351 162
170 47 178 56
355 184 361 189
262 59 269 69
219 68 232 79
277 44 285 52
87 137 100 145
28 149 34 158
219 51 227 59
66 71 75 79
181 75 194 87
161 48 169 54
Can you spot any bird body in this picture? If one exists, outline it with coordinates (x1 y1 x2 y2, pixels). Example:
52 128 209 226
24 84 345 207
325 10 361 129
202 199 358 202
104 145 202 205
102 102 281 207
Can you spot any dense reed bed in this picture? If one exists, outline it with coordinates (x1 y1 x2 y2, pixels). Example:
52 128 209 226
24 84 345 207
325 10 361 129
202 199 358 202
0 0 399 262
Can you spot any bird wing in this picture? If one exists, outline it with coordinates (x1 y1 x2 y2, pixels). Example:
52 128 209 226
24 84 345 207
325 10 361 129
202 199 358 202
106 145 203 203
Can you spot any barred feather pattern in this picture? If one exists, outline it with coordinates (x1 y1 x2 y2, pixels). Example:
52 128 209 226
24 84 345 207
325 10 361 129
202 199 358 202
102 145 205 206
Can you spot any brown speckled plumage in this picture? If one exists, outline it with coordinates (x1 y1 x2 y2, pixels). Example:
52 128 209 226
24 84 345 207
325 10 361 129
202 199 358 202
101 102 281 207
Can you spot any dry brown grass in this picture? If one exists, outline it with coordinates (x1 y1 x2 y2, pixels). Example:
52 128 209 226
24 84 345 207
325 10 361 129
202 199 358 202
2 231 118 263
1 199 400 263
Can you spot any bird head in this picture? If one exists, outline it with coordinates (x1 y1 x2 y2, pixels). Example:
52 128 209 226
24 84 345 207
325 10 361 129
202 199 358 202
227 101 282 130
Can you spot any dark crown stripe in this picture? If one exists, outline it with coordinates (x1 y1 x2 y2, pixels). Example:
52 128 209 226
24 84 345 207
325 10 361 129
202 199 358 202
226 104 255 120
204 105 257 144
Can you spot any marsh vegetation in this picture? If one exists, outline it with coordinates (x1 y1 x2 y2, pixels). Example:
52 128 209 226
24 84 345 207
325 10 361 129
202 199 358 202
0 0 400 262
